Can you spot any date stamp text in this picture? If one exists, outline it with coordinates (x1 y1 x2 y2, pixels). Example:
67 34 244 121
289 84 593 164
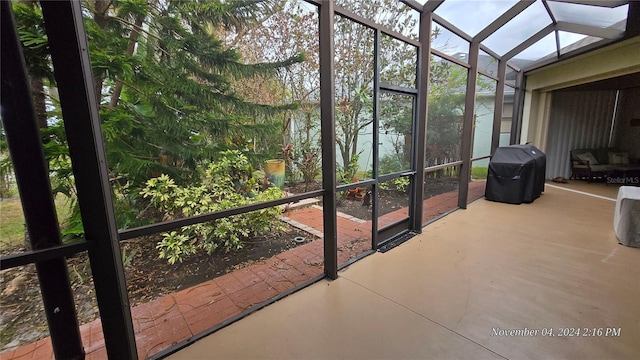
491 327 621 337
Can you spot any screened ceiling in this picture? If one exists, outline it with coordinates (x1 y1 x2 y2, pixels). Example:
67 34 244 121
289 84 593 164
410 0 630 69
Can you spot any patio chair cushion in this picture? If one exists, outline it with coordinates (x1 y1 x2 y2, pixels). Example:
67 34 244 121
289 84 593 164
608 152 630 165
576 152 599 165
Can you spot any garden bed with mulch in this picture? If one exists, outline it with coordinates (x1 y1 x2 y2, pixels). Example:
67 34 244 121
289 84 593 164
0 224 310 352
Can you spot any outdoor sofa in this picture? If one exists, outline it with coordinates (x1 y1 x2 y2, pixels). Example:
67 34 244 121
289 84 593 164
570 148 640 183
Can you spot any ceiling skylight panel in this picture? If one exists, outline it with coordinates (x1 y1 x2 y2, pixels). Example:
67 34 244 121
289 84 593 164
433 0 519 37
511 31 557 61
482 0 551 56
548 1 628 29
557 31 601 55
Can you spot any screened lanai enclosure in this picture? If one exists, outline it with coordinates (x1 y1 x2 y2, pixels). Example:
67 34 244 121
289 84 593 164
1 0 638 359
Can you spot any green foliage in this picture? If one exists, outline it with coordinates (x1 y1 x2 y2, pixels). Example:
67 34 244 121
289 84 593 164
471 166 488 179
11 2 52 82
377 154 404 175
0 199 25 249
71 259 90 285
111 180 154 230
379 93 413 171
12 0 304 238
338 154 361 184
205 150 259 196
61 210 85 240
426 57 467 166
0 155 15 199
121 246 138 267
293 144 321 191
157 231 195 265
333 0 417 173
141 151 285 263
139 174 178 210
393 177 410 193
84 0 305 185
379 177 410 193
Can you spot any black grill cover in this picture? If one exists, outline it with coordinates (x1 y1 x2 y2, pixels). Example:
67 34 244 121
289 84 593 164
485 144 546 204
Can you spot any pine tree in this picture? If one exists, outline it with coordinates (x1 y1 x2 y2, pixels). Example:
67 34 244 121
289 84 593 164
10 0 304 232
85 0 304 184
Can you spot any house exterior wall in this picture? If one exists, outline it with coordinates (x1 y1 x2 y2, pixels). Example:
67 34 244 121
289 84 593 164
470 96 495 168
519 36 640 178
521 36 640 149
615 87 640 161
545 90 617 179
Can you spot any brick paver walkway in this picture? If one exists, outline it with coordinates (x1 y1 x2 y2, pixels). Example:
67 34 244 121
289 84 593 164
2 181 486 359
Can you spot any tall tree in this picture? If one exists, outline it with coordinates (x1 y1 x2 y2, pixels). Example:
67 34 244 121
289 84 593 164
425 57 467 166
224 0 320 160
11 1 51 131
83 0 304 185
333 0 417 174
11 0 304 232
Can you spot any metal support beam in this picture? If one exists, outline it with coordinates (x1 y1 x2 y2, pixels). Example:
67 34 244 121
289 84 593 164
541 0 562 58
479 44 502 62
423 0 445 13
491 61 507 154
541 0 558 24
334 5 421 48
474 0 536 43
401 0 424 12
511 71 527 145
319 0 338 280
431 13 473 42
458 42 480 209
556 21 623 39
0 242 89 270
548 0 628 8
372 29 381 249
431 48 471 69
627 0 640 37
519 37 614 72
39 2 138 358
412 10 432 231
0 4 84 358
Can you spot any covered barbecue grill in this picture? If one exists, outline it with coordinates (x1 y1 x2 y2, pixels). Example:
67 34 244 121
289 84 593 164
485 144 546 204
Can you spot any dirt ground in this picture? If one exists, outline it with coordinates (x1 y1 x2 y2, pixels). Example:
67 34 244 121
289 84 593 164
334 178 459 221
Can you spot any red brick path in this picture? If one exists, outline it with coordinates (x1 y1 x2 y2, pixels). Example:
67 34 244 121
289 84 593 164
1 181 485 359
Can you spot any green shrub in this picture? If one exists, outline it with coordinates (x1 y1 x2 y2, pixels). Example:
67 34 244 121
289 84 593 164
337 154 360 183
156 231 195 265
379 177 410 193
378 154 404 175
471 166 488 179
141 150 285 264
294 144 321 191
393 177 410 192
